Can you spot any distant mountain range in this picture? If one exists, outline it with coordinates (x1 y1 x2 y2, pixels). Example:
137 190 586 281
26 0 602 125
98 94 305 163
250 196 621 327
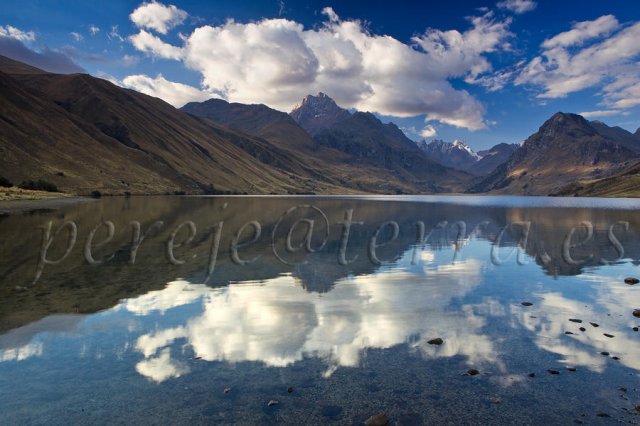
1 54 639 197
416 139 519 176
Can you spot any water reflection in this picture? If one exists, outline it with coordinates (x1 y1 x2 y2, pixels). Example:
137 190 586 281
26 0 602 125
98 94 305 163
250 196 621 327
1 196 640 423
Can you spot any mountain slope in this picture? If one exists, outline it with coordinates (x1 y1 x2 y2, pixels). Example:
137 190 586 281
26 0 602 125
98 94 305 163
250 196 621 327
553 161 640 197
469 113 640 195
0 56 330 194
590 120 640 153
471 143 520 175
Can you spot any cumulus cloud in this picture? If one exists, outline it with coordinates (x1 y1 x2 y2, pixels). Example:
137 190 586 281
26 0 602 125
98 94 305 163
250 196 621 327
130 1 188 34
129 29 183 59
0 25 36 42
420 125 437 138
497 0 537 14
70 32 83 42
89 25 100 36
126 5 513 130
121 74 215 107
516 15 640 112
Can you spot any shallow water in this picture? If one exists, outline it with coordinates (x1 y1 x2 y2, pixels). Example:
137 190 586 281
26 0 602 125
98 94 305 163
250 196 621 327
0 195 639 424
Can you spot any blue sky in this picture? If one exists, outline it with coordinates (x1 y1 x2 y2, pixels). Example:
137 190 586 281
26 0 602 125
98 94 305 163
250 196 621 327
1 0 639 149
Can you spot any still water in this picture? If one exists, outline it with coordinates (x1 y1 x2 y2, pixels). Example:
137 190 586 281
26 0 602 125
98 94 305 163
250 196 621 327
0 195 639 424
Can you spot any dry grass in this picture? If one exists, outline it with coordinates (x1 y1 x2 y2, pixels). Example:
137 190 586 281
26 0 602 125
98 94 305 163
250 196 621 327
0 186 72 201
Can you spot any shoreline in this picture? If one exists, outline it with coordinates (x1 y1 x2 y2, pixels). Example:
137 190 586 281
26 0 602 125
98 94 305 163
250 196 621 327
0 196 95 214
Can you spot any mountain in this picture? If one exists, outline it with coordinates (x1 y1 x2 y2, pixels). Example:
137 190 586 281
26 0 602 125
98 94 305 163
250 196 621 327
469 112 640 195
417 139 518 176
553 161 640 197
589 120 640 153
0 55 341 195
185 96 470 193
309 109 470 192
417 139 480 171
289 92 351 135
472 143 520 175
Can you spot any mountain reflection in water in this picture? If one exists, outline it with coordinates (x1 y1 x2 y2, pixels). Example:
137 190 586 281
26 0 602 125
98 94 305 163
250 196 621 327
0 196 639 424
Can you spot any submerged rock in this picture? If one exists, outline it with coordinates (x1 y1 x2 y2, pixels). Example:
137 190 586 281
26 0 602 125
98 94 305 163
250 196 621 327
633 309 640 318
633 327 638 332
603 333 614 338
624 277 639 285
467 369 479 376
600 351 610 356
427 338 444 345
595 412 610 418
565 331 575 335
569 319 583 323
566 367 577 372
547 369 560 375
589 322 599 327
521 302 533 306
528 373 535 378
364 413 390 426
287 387 294 393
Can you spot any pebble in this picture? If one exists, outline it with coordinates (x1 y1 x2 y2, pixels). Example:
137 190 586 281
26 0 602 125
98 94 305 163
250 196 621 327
566 367 577 372
624 277 639 285
427 338 444 345
633 310 640 318
579 327 586 332
287 387 294 393
547 369 560 375
364 413 390 426
600 351 610 356
569 319 583 323
633 327 639 332
521 302 533 306
467 369 479 376
589 322 599 327
619 387 627 393
193 356 202 360
612 356 620 361
268 400 279 407
603 333 614 338
595 412 610 418
565 331 575 335
528 373 535 378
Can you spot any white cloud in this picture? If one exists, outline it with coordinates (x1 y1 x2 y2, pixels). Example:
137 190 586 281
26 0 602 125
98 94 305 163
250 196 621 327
541 15 619 49
70 32 83 42
89 25 100 36
420 125 437 138
130 1 188 34
497 0 537 14
516 16 640 113
0 25 36 42
121 74 215 107
578 109 628 119
108 25 124 42
127 8 513 130
129 29 183 59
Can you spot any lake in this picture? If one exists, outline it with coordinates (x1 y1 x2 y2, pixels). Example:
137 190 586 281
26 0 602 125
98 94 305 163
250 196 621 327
1 195 639 424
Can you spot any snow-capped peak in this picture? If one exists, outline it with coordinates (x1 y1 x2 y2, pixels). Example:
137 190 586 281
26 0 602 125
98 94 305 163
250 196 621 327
452 139 482 160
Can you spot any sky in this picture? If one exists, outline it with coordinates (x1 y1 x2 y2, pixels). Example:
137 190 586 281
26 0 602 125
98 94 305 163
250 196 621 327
0 0 639 150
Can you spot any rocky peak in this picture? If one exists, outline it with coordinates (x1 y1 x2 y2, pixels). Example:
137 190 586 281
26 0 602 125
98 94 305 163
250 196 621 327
290 92 351 135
